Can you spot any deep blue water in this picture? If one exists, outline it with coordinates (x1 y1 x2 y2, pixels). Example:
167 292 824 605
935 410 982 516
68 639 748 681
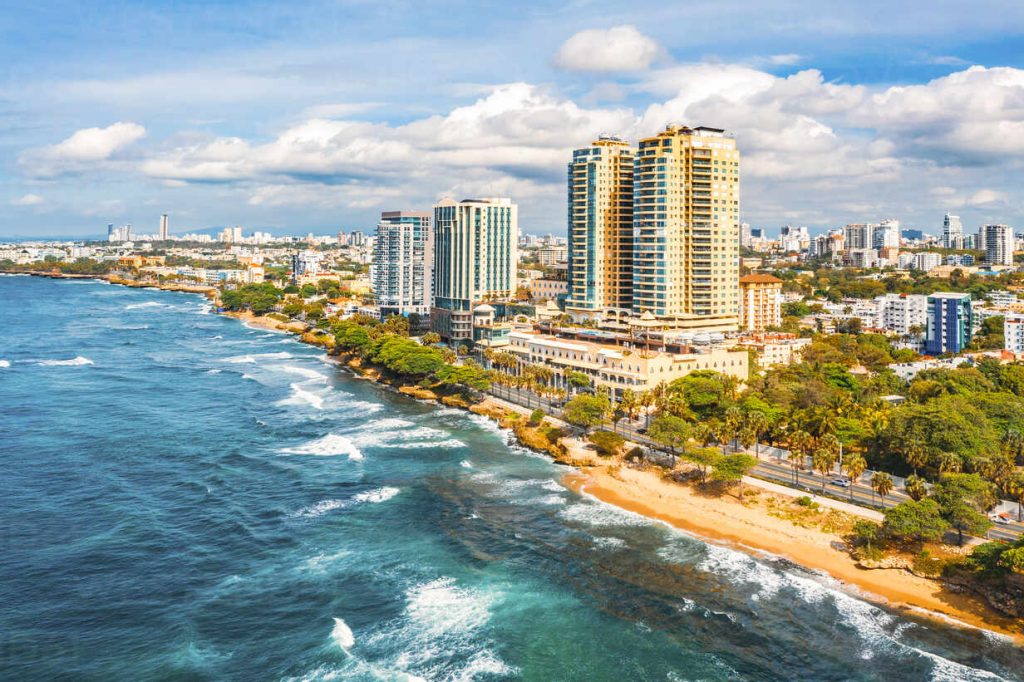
1 274 1022 681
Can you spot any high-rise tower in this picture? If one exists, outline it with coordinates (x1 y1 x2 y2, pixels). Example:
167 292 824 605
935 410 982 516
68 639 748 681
430 197 518 342
160 214 169 241
565 136 634 317
631 125 740 331
372 211 433 317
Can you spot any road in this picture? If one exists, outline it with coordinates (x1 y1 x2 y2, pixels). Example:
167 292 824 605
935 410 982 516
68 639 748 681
487 383 1024 543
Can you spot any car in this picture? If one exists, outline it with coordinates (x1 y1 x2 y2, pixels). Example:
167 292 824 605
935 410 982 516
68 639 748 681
831 478 851 488
989 513 1011 525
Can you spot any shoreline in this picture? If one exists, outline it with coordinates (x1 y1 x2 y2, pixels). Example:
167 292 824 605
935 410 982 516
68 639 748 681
564 461 1023 643
27 272 1024 644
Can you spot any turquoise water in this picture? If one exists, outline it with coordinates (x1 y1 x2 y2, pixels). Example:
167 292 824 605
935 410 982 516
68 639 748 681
0 274 1021 681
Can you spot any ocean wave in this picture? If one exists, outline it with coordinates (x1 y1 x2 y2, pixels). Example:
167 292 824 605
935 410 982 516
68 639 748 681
221 351 293 364
206 369 222 374
331 617 355 652
352 487 400 504
0 360 9 368
277 383 326 410
294 487 400 518
268 364 328 382
460 460 473 468
37 356 93 367
351 576 517 680
281 433 363 460
558 500 652 528
124 301 166 310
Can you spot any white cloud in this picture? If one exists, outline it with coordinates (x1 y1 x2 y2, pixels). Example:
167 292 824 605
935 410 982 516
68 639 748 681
20 122 146 177
11 193 45 206
768 54 802 66
553 25 664 72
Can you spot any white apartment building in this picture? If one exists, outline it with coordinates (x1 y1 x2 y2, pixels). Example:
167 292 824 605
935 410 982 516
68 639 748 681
371 211 433 317
1005 313 1024 353
912 252 942 271
874 293 928 335
982 224 1014 266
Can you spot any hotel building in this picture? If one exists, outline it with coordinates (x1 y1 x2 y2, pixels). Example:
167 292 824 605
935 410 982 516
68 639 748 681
982 224 1014 266
372 211 433 318
431 197 518 343
738 273 783 332
501 330 748 398
631 125 741 332
565 136 635 317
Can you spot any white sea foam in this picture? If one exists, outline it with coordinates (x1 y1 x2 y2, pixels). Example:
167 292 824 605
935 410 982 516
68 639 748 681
460 460 473 468
206 369 222 374
294 487 400 518
212 335 223 340
558 500 651 528
331 617 355 652
352 487 400 504
124 301 166 310
37 356 93 367
0 360 9 368
282 433 363 460
295 499 349 518
278 383 326 410
592 536 628 550
270 364 328 382
221 351 293 364
241 374 256 381
688 541 1005 678
404 577 493 640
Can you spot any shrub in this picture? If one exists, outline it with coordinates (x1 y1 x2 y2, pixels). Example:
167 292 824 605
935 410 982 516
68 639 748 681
528 409 545 426
796 496 819 509
589 430 625 457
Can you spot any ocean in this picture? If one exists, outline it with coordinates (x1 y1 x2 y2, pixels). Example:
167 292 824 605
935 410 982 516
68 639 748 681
0 274 1021 681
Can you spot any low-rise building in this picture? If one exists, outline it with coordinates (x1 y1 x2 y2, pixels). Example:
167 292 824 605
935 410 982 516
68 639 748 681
501 330 748 398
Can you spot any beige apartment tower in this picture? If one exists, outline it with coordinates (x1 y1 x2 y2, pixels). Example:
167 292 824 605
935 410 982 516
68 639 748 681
632 125 741 332
565 136 634 317
738 273 783 332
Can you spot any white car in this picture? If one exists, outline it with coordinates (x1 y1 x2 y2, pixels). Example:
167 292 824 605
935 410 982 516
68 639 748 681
831 478 851 488
989 513 1011 525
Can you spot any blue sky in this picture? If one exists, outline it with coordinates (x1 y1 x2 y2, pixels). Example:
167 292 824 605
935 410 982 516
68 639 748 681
3 0 1024 237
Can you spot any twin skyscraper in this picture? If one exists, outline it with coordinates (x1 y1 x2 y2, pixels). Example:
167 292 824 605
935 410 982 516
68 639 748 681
373 124 742 343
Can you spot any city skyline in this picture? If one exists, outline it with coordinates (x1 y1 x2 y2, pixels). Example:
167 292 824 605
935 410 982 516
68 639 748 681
4 2 1024 237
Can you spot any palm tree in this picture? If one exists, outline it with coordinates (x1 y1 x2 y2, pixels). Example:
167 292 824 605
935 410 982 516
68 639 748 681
937 451 962 474
813 447 839 494
902 439 928 476
1004 472 1024 522
787 430 813 486
871 472 893 508
904 474 928 501
746 411 770 458
844 453 867 503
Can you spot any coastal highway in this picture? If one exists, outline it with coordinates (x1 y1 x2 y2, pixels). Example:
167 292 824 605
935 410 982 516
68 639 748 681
487 384 1024 543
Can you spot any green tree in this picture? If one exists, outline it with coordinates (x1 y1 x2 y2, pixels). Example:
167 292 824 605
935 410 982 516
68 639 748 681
562 394 610 433
882 498 949 546
648 414 691 455
931 473 996 545
684 446 723 484
713 453 758 498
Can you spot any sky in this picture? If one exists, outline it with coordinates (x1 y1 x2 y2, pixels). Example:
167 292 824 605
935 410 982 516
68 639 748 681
3 1 1024 238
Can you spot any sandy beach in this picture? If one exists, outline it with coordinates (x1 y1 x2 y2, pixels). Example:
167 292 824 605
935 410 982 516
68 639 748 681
560 447 1023 643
